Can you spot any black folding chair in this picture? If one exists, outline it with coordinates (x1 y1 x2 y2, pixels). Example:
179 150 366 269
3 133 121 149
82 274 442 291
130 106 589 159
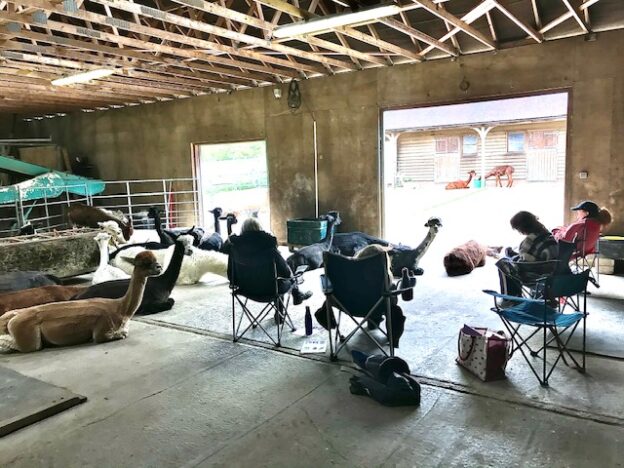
321 251 413 361
484 270 590 387
229 247 297 347
572 228 600 288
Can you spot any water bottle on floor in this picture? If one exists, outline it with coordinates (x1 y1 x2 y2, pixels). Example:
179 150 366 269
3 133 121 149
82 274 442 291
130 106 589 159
304 306 313 336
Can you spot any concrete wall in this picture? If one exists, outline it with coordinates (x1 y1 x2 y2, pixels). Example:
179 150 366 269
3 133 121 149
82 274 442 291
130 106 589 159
7 30 624 239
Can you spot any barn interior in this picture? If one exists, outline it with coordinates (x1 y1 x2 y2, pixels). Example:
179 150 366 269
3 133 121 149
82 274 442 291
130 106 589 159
1 0 624 466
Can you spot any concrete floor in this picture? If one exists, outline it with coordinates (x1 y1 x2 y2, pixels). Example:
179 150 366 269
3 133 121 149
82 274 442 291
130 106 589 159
2 321 624 468
2 227 623 467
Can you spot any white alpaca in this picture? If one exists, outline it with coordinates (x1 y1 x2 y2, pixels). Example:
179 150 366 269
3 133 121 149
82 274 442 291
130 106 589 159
111 235 194 277
175 247 228 285
92 233 130 285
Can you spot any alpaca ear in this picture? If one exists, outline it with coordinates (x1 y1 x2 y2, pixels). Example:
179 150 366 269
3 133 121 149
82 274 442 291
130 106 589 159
119 256 137 266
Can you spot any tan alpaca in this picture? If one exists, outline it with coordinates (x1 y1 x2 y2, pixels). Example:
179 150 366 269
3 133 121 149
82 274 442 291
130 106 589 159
0 285 88 317
0 251 161 353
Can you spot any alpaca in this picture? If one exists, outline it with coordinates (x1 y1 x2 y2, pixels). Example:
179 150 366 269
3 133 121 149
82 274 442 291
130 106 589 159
110 235 194 274
484 165 515 188
0 251 161 353
0 271 61 294
68 204 134 241
74 235 193 314
0 285 88 317
286 211 342 272
445 171 476 190
197 207 225 251
175 247 228 285
92 232 130 284
18 223 36 236
443 240 488 276
149 207 205 247
330 217 443 277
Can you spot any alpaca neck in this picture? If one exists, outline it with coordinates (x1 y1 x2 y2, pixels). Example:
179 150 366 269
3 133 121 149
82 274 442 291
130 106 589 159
157 243 185 288
214 214 221 235
412 227 438 261
97 240 109 269
226 220 234 236
466 173 473 184
120 270 149 317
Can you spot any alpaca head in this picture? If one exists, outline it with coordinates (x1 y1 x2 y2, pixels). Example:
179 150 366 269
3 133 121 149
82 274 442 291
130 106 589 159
177 234 194 255
424 217 442 233
468 170 477 176
128 251 162 277
147 207 162 219
95 232 111 247
121 220 134 242
210 207 223 219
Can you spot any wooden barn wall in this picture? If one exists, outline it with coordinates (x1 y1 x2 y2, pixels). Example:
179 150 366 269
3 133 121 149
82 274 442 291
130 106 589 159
396 122 567 183
6 30 624 236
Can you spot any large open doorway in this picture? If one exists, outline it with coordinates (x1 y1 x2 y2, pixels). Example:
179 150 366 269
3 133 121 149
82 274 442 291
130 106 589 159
382 92 569 270
195 140 270 233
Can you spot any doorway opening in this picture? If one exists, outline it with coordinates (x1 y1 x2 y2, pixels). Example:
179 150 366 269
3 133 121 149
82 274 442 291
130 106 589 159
382 92 569 269
195 140 270 233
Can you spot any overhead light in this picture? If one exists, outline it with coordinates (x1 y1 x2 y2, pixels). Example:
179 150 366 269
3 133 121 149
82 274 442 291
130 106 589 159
52 68 115 86
272 3 402 39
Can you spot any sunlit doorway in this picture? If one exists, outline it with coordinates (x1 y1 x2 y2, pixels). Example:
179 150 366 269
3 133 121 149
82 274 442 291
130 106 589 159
195 140 270 234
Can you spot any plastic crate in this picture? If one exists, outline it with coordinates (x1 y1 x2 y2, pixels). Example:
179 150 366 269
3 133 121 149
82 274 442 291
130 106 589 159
287 217 331 246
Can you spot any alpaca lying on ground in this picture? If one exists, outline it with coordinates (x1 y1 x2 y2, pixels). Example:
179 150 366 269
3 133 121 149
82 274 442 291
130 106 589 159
0 251 161 353
111 235 193 274
328 217 443 277
197 208 238 252
68 204 133 241
74 235 192 314
443 240 500 276
176 247 228 284
92 232 130 284
0 285 88 317
0 271 61 294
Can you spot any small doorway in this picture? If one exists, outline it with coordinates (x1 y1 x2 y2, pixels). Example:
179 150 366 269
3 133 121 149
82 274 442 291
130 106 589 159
194 140 270 233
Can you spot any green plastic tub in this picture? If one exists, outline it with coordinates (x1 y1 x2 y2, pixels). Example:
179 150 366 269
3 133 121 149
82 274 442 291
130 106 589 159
287 217 330 246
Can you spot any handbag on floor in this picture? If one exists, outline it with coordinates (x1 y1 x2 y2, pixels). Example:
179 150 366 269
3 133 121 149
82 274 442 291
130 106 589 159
456 325 510 381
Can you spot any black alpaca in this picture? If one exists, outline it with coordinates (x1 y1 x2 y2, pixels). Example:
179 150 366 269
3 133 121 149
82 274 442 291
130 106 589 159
73 236 191 314
149 207 204 247
198 209 238 252
0 271 61 294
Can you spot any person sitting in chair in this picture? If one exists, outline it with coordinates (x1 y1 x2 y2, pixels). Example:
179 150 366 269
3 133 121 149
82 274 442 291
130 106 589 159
498 211 559 300
552 200 612 257
315 244 406 347
226 218 312 306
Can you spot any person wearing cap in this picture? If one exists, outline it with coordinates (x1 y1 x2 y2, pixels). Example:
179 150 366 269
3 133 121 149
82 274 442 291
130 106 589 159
552 200 612 256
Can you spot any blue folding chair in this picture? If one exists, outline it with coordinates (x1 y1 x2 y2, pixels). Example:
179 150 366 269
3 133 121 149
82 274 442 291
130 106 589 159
484 270 590 387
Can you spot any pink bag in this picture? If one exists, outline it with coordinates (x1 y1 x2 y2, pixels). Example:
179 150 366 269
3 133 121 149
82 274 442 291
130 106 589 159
456 325 510 381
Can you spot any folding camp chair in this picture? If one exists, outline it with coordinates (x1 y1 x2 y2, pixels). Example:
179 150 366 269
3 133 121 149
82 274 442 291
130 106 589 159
229 246 299 347
320 251 414 361
484 269 590 387
572 229 601 288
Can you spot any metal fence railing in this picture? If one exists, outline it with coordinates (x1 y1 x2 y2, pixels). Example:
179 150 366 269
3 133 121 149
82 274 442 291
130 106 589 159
0 178 199 238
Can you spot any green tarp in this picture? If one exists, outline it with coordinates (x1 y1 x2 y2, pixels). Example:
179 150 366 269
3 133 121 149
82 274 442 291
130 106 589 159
0 172 105 205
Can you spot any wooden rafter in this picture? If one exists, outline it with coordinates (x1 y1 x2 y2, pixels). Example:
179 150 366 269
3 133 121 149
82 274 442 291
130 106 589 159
561 0 589 33
491 0 543 43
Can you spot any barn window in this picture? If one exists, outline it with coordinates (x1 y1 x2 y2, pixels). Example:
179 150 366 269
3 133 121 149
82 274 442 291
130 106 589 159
528 130 559 149
435 136 459 154
462 134 478 156
507 131 525 153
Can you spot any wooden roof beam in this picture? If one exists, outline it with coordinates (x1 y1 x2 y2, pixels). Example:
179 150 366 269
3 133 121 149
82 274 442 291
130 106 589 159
0 13 281 82
530 0 542 28
561 0 589 33
3 29 257 86
491 0 543 43
4 0 312 77
381 17 458 56
413 0 497 51
93 0 355 71
168 0 386 66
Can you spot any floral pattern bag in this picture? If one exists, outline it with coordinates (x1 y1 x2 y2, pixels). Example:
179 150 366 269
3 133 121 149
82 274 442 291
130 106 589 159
456 325 510 381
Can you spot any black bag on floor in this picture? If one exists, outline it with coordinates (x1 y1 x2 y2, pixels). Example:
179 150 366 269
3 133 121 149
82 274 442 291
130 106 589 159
349 350 421 407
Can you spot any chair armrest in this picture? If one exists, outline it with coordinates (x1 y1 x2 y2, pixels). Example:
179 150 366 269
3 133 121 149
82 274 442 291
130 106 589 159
294 265 308 277
482 289 544 305
386 287 413 297
320 274 333 294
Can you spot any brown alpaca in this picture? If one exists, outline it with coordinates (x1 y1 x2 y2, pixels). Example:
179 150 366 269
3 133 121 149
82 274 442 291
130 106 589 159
0 251 161 353
445 171 476 190
68 204 134 241
0 285 88 317
443 240 488 276
484 165 515 187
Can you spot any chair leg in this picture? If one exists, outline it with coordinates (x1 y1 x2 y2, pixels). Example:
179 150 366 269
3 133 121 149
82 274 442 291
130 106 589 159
326 299 336 361
231 293 236 343
385 299 394 357
542 325 548 387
